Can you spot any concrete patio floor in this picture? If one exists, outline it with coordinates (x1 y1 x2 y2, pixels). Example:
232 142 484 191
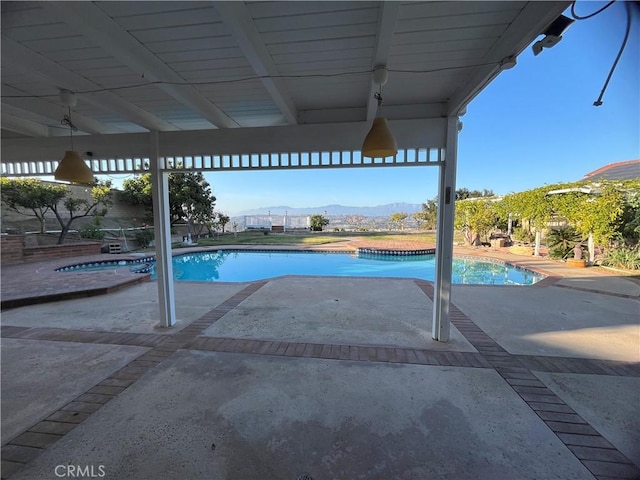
1 246 639 479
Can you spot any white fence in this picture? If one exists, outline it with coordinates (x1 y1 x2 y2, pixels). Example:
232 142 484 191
242 215 310 231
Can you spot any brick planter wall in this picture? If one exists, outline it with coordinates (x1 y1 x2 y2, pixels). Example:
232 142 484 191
1 235 25 265
22 242 101 263
2 235 101 265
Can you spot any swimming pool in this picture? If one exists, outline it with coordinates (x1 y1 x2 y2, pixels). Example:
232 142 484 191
58 250 544 285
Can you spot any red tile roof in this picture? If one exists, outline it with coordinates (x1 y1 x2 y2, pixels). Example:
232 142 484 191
583 159 640 181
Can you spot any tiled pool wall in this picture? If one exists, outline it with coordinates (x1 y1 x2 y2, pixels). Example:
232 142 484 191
356 247 436 256
55 256 156 274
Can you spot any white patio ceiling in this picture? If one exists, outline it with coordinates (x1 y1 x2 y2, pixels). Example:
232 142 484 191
1 0 569 168
1 1 571 338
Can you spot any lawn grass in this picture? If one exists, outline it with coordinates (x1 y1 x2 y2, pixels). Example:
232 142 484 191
172 229 441 249
174 231 347 248
353 231 438 244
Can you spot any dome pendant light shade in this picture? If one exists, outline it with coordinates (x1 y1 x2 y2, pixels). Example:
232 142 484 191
55 90 93 184
54 151 94 184
361 117 397 158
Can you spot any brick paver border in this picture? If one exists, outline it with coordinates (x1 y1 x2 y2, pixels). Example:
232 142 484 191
1 278 638 479
0 281 268 479
415 280 640 480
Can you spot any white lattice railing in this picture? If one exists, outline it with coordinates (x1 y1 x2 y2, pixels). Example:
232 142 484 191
1 148 444 177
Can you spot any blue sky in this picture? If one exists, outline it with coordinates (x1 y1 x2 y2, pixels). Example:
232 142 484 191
107 2 639 216
457 1 639 195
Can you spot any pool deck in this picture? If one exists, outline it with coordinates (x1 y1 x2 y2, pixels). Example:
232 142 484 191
1 243 639 479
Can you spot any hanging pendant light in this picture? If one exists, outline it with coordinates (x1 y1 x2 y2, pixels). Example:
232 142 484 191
55 150 94 184
362 66 397 158
362 117 397 158
54 90 94 184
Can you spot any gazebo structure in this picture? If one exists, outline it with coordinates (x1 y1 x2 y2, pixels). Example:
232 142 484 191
1 1 570 340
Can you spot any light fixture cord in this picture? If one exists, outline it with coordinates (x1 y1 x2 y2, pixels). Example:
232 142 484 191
69 107 74 150
5 63 513 100
61 106 78 150
374 84 383 115
570 0 616 20
592 1 632 106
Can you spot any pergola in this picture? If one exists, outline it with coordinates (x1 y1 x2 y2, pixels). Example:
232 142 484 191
1 1 569 340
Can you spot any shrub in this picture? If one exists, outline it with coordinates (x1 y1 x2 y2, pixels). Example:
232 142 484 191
546 227 581 259
601 245 640 270
78 219 105 241
134 228 154 249
512 228 534 244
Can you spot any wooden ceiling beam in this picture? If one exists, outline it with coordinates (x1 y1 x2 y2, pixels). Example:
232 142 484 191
41 2 240 128
214 1 298 125
1 36 177 133
447 1 571 115
366 2 400 122
1 112 52 138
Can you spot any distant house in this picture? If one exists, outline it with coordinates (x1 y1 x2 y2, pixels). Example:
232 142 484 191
582 159 640 181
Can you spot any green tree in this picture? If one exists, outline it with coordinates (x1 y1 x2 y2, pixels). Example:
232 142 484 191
455 199 496 245
388 212 408 230
217 212 231 233
455 188 494 201
121 172 216 227
310 214 329 231
52 181 113 244
620 188 640 242
1 178 112 243
413 199 437 230
495 179 639 251
119 175 152 217
207 212 231 234
556 185 625 245
455 188 471 201
1 178 66 233
498 187 553 233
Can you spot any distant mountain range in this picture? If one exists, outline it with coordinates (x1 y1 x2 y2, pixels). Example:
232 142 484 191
235 202 422 217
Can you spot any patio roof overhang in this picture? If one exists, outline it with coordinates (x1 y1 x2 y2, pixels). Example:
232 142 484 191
1 1 569 160
1 118 447 174
1 1 570 340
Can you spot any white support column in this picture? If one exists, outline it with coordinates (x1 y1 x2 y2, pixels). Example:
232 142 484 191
432 116 460 342
150 131 176 328
588 233 595 264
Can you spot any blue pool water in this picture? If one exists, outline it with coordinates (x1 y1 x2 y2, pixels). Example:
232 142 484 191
161 250 543 285
58 250 544 285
